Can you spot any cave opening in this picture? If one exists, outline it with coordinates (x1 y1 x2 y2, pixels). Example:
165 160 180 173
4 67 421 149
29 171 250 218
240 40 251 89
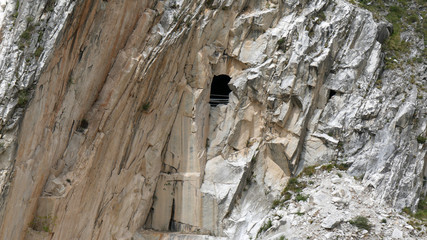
209 75 232 106
328 89 337 100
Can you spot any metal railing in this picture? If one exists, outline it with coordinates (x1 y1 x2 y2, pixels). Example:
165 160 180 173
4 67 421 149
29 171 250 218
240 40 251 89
209 94 230 106
210 94 229 97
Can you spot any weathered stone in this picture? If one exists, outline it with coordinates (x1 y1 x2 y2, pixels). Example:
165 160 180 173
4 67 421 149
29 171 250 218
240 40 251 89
0 0 424 239
321 215 342 229
392 228 403 239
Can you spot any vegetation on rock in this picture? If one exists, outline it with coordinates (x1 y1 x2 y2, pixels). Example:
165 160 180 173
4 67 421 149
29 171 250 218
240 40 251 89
141 102 150 112
417 135 426 144
349 216 372 231
17 89 29 107
30 215 55 233
403 195 427 225
256 219 272 238
351 0 426 69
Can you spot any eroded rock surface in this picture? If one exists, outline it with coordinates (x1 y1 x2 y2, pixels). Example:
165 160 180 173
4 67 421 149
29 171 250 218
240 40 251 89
0 0 425 239
254 168 426 240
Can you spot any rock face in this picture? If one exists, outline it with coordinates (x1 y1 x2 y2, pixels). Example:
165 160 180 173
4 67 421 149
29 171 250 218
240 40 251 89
0 0 425 239
0 0 75 221
252 168 426 240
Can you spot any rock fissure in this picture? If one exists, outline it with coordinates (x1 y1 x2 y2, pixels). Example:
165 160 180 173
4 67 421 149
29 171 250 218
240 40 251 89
0 0 425 239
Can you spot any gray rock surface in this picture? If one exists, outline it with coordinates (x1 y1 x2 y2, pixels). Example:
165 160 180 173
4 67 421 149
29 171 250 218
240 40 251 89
254 168 425 240
0 0 75 221
321 215 343 229
0 0 425 239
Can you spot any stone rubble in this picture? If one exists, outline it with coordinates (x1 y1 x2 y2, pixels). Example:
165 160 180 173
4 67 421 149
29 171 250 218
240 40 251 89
0 0 424 239
254 168 426 240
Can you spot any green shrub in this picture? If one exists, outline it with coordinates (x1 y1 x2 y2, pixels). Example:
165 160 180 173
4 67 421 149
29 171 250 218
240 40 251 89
404 195 427 222
375 79 382 89
283 191 292 201
336 162 352 171
20 30 31 41
277 38 285 45
288 177 298 185
321 164 334 172
27 24 35 32
389 6 404 19
272 199 282 209
317 162 351 172
30 215 55 233
38 30 44 42
281 177 308 204
282 177 306 195
318 11 326 22
404 198 426 230
417 136 426 144
300 165 316 176
17 89 29 107
407 14 418 23
355 0 423 70
34 46 44 57
257 219 272 237
295 194 309 202
349 216 372 231
408 219 423 231
15 0 19 11
277 38 287 52
18 42 25 50
141 102 150 112
413 195 427 221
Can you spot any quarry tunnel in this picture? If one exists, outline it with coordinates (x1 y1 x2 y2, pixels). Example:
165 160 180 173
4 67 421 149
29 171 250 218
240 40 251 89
209 74 232 106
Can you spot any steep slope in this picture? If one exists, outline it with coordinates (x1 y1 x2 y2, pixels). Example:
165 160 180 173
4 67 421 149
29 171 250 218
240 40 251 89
0 0 425 239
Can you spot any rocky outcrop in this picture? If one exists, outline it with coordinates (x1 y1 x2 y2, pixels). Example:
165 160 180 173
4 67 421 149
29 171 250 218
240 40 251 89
251 167 426 240
0 0 425 239
0 0 75 221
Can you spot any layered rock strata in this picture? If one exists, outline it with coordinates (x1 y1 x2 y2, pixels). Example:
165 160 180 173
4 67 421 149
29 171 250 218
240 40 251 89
0 0 425 239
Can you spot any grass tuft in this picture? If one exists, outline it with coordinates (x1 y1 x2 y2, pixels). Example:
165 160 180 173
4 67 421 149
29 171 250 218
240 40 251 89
403 195 427 222
17 89 29 107
349 216 372 231
34 46 44 58
295 194 309 202
300 165 316 176
141 102 150 112
256 219 272 237
282 177 307 195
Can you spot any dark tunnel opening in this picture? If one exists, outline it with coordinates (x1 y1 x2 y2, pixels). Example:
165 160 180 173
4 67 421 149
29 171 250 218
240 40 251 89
328 89 337 101
209 75 232 107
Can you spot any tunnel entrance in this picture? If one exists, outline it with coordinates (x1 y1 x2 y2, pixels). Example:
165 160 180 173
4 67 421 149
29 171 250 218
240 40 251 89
209 75 232 106
328 89 337 100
